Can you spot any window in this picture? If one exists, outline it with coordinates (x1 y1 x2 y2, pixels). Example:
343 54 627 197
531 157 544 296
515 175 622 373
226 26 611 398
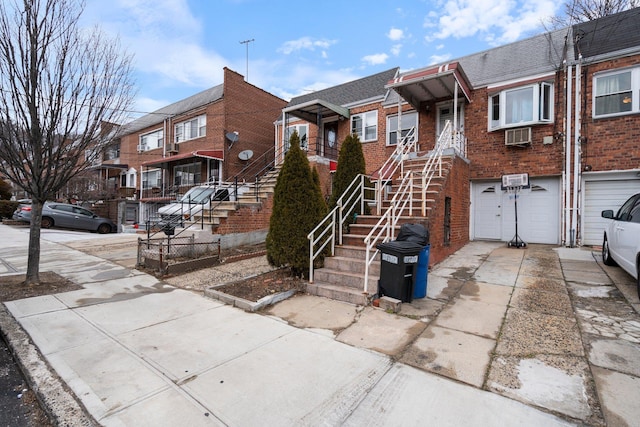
104 143 120 160
283 124 308 151
387 111 418 146
142 169 162 189
174 162 201 187
139 129 163 152
489 82 553 130
175 115 206 143
351 111 377 142
594 69 638 117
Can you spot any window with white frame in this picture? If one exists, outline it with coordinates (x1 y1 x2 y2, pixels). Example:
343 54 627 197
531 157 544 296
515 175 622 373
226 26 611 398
139 129 163 151
594 68 638 117
142 169 162 189
283 124 308 151
351 111 378 142
488 82 553 130
174 162 201 186
175 115 206 143
387 111 418 146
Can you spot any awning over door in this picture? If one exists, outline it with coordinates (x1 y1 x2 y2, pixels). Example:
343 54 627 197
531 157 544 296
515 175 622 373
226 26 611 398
141 150 224 168
282 99 349 123
386 62 472 109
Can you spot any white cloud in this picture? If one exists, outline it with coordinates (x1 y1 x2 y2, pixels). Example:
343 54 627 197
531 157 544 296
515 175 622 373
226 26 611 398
425 0 559 45
387 27 404 41
277 37 337 55
362 53 389 65
391 44 403 56
429 53 452 65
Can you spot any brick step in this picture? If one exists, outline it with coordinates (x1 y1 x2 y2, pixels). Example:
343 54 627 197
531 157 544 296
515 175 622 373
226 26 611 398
352 215 430 226
305 282 372 306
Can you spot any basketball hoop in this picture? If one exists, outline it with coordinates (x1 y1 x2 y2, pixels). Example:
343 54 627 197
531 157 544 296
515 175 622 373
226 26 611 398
502 174 528 249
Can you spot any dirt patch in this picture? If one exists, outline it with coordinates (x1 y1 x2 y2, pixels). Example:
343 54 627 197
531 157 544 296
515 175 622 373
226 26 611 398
0 272 82 302
214 269 306 302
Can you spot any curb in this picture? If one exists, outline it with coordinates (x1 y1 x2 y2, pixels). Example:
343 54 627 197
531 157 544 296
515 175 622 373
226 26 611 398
0 304 97 427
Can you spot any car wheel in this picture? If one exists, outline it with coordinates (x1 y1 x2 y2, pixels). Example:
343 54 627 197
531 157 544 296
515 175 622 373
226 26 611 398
602 235 616 266
97 223 111 234
41 217 53 229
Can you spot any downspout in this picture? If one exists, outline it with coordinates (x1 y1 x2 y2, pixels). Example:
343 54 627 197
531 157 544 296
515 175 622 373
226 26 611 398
281 111 286 164
564 64 573 247
571 55 583 247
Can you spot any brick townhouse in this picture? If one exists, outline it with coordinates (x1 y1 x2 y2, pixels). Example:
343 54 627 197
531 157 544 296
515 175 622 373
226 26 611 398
97 67 286 224
281 7 640 276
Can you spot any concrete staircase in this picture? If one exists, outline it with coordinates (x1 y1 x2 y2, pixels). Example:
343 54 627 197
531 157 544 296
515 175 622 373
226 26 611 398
306 154 455 305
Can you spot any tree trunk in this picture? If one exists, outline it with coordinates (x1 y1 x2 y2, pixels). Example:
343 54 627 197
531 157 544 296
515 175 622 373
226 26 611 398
25 201 43 285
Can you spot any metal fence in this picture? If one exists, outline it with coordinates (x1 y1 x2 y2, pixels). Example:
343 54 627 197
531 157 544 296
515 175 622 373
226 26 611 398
137 235 221 275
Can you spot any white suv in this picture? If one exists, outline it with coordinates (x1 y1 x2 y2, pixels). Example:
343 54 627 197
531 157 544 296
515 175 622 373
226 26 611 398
601 192 640 298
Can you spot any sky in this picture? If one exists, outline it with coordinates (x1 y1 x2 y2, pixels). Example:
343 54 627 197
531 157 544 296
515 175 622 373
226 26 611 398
82 0 563 120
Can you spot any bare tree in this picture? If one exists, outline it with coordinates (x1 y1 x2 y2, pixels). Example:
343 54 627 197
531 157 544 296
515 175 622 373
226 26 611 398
550 0 639 27
0 0 135 284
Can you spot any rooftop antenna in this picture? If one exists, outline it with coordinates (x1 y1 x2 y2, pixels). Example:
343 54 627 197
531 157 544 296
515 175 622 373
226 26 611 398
239 38 255 82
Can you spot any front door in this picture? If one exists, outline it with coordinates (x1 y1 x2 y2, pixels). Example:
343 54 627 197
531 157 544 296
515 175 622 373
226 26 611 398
437 103 464 139
323 122 338 160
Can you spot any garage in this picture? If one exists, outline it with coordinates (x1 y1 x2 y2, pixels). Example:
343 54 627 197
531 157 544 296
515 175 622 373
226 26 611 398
472 177 561 245
581 172 640 246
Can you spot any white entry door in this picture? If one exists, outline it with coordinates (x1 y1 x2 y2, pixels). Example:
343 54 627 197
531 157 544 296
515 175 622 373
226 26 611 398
473 178 560 244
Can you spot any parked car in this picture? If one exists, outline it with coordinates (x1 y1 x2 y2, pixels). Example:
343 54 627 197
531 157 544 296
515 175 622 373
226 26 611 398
601 192 640 298
157 182 250 224
12 202 116 234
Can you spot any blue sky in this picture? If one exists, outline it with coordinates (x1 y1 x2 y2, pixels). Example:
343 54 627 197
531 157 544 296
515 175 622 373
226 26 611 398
83 0 561 119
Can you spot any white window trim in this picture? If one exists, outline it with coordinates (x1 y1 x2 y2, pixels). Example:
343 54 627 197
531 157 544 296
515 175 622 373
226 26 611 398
386 111 418 146
351 110 378 143
139 128 163 152
488 82 554 131
142 168 162 189
174 115 206 143
592 66 640 119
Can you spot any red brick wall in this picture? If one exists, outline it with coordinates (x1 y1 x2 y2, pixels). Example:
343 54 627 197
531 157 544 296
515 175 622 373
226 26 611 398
579 56 640 172
427 155 470 265
223 68 287 179
215 195 273 234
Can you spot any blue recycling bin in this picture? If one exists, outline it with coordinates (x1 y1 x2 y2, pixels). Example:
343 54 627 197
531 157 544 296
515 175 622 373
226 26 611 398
413 244 430 299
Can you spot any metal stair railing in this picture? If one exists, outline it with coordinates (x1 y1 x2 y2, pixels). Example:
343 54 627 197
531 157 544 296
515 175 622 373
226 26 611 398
374 127 418 214
419 120 452 216
143 145 285 240
307 174 376 283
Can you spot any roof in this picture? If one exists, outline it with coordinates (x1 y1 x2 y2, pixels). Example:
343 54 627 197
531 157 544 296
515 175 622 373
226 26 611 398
122 84 224 135
141 150 224 167
573 7 640 60
385 62 473 108
286 68 399 109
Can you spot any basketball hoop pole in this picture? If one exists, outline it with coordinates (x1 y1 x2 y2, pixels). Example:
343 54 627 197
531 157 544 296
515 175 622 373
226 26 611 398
507 185 526 248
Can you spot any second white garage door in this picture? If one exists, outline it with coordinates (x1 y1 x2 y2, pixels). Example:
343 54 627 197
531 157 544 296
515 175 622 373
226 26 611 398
473 178 560 245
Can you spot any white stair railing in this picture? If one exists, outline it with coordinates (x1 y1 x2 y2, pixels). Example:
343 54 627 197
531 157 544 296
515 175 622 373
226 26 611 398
307 174 375 283
420 121 452 216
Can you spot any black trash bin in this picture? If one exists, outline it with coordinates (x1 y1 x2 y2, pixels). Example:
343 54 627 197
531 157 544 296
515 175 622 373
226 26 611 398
376 240 423 303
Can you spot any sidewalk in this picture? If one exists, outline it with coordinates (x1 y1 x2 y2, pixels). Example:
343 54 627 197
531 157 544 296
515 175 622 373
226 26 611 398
1 223 638 426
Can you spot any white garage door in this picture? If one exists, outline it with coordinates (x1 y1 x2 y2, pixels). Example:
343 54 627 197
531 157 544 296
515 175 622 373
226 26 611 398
473 178 560 244
582 176 640 246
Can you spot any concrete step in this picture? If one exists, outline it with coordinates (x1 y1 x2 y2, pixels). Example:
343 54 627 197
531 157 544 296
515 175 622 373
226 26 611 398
323 255 380 276
305 281 372 306
313 267 378 290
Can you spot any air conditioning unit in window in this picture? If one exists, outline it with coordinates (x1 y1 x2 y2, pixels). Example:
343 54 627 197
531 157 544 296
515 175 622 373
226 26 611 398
505 127 532 146
167 143 179 153
136 144 146 153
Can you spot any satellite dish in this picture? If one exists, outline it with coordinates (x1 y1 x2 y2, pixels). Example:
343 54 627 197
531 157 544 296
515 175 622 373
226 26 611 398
238 149 253 161
226 131 239 144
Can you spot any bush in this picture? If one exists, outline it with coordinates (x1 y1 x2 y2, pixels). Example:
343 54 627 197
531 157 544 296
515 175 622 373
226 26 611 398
266 131 327 277
0 178 11 200
0 200 19 220
329 133 370 222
